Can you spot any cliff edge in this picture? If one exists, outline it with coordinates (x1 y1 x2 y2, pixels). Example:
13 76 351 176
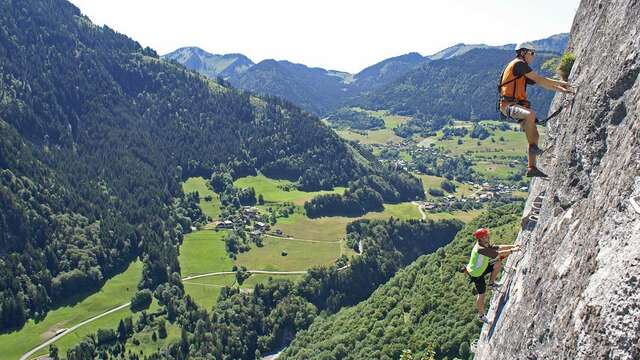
475 0 640 359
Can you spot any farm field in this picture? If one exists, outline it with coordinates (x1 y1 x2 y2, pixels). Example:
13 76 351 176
235 236 341 271
179 230 233 277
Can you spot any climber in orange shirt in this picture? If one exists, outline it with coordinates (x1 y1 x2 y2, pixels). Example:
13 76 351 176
498 42 575 178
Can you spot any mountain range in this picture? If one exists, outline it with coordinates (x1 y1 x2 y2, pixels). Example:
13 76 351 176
0 0 400 331
163 33 568 117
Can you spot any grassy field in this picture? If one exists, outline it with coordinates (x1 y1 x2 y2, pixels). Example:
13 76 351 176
417 174 477 200
472 161 520 180
363 203 421 221
416 121 538 181
235 237 341 271
336 128 404 145
436 130 525 159
274 202 424 242
234 174 346 205
424 209 483 223
0 261 143 360
378 111 412 129
183 274 236 311
179 230 233 277
178 230 235 309
182 177 221 219
30 300 168 359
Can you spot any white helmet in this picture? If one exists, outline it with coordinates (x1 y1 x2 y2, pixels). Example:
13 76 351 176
515 42 536 51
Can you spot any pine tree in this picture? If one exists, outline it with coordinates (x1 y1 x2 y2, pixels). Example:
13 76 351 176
118 319 127 341
158 320 168 339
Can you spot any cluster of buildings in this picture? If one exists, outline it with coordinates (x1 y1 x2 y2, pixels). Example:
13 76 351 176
418 182 528 212
215 206 270 237
473 182 527 203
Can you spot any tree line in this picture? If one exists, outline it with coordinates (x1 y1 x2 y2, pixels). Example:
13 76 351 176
305 168 425 218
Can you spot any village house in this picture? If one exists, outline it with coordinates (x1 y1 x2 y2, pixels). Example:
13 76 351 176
254 221 269 231
241 206 260 220
215 220 234 229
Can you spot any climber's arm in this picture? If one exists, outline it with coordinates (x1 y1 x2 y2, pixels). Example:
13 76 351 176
525 72 574 93
497 244 520 250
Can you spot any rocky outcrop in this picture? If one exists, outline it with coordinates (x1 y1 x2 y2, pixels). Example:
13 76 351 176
475 1 640 359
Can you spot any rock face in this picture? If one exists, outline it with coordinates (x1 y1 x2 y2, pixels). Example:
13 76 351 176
475 1 640 359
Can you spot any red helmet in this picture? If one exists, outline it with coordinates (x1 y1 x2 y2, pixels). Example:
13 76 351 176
474 228 489 240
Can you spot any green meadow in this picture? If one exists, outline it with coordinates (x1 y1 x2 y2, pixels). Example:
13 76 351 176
182 177 221 219
333 108 412 146
235 237 341 271
417 174 477 200
0 261 143 360
234 174 346 205
179 230 233 277
336 128 404 145
182 275 236 311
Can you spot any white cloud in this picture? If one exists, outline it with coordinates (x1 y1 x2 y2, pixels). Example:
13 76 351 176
68 0 580 73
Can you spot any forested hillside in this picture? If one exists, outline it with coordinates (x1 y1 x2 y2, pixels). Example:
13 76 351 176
65 217 462 359
0 0 418 331
281 204 522 360
349 52 425 93
229 59 349 115
356 48 558 120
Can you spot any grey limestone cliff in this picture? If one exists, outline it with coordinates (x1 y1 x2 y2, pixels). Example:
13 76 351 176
474 0 640 359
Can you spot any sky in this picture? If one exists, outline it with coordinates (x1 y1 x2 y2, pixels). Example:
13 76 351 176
68 0 581 73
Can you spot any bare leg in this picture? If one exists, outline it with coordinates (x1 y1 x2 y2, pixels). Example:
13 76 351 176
520 110 538 167
490 260 502 284
476 292 486 315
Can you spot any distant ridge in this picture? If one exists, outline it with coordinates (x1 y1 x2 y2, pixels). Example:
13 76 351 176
164 33 568 116
162 47 254 79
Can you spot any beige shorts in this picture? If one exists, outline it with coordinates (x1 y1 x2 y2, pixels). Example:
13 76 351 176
501 104 532 123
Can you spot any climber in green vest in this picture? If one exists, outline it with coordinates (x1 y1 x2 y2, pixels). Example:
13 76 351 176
461 227 521 323
498 42 575 178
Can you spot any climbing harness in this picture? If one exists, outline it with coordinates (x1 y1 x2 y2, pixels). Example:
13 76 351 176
496 58 530 121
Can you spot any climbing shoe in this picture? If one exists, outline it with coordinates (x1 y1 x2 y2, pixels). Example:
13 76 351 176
526 166 548 178
528 144 545 156
488 282 502 291
479 314 490 324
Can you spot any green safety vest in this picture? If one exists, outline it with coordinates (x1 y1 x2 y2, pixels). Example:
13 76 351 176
466 243 489 277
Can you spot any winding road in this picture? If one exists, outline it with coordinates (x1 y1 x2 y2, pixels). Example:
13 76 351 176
20 269 309 360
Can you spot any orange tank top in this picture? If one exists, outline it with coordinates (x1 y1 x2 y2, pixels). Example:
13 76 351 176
499 58 529 110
